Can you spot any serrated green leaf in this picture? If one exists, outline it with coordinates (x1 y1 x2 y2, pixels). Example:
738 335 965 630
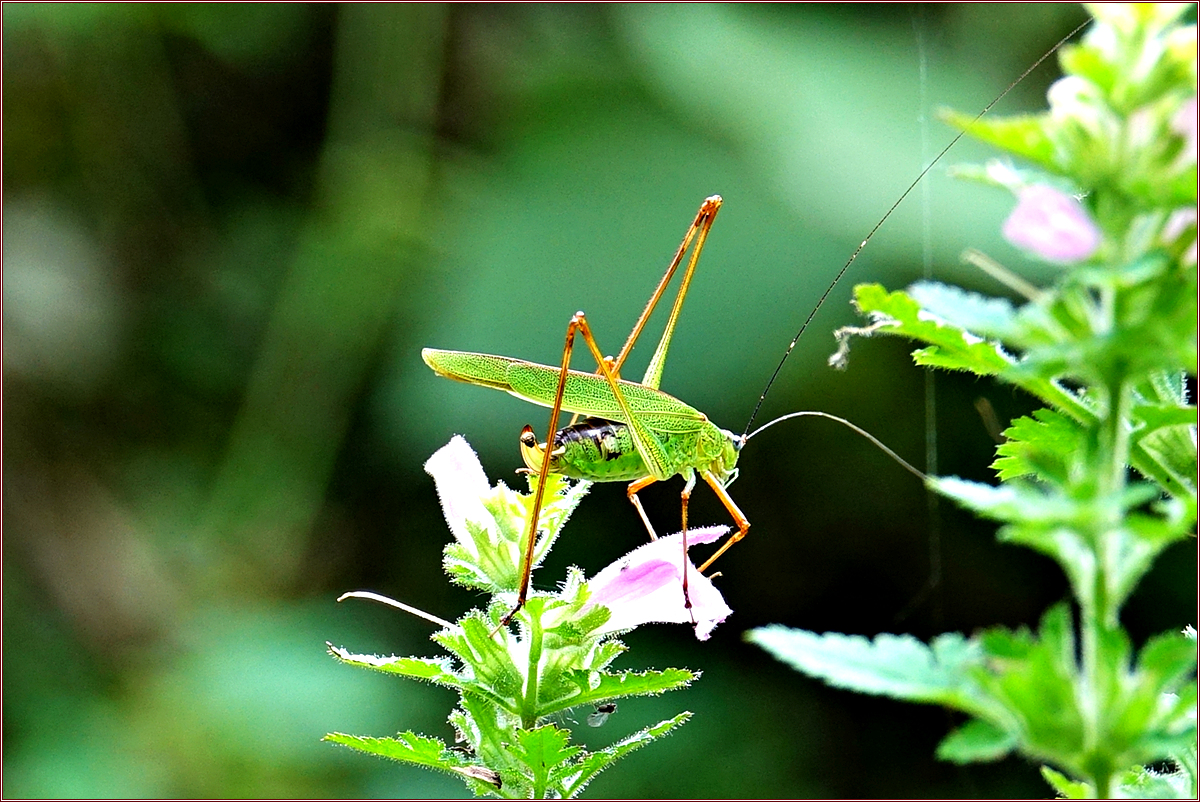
456 691 524 774
746 626 981 705
907 281 1018 340
1041 765 1094 798
930 476 1079 524
1134 403 1199 432
326 644 464 687
929 475 1158 526
1134 401 1198 498
940 109 1060 170
970 608 1089 768
993 408 1084 483
562 713 692 798
443 546 501 592
936 718 1017 763
1111 680 1199 768
538 667 697 719
432 615 525 714
1125 630 1198 727
846 284 1016 377
324 730 454 768
1106 511 1195 612
977 621 1037 661
326 730 506 795
508 725 580 798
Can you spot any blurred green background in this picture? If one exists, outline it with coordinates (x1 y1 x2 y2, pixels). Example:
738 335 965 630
5 3 1193 798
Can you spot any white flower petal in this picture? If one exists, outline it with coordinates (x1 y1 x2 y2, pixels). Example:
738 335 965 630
423 435 492 555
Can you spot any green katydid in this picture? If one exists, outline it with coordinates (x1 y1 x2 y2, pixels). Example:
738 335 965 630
424 196 921 626
422 19 1089 629
423 196 746 624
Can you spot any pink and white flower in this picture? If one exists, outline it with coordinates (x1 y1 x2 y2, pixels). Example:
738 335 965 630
587 526 733 641
1171 95 1196 166
1002 184 1101 264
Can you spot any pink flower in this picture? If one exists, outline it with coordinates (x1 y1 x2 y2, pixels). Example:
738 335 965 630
586 526 733 640
1163 207 1197 267
1172 96 1197 166
1002 185 1101 264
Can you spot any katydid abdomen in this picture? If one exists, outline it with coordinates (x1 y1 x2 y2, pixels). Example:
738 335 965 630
517 416 741 487
523 418 650 482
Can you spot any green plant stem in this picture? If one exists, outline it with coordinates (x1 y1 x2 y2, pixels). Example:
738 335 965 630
523 613 544 733
1082 368 1134 798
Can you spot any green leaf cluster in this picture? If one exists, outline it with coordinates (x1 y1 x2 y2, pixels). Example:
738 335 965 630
749 606 1196 776
755 4 1196 798
326 448 696 798
442 473 590 595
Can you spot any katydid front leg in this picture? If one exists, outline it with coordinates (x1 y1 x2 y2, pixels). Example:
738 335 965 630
500 310 682 629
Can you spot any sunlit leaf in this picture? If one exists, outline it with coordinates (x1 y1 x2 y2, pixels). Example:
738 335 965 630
747 626 980 705
936 718 1017 763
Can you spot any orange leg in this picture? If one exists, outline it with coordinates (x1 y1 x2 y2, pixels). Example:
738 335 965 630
696 470 751 574
629 472 697 621
567 195 721 426
499 310 658 630
626 475 660 541
678 473 697 621
611 195 722 378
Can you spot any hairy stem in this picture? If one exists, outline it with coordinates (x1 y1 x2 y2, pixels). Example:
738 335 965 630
522 611 544 733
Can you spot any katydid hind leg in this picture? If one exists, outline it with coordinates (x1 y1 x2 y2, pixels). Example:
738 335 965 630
567 194 722 431
636 195 721 391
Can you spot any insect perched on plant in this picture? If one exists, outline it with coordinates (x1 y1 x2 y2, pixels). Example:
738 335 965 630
587 702 617 728
423 20 1087 629
424 196 751 624
424 194 923 628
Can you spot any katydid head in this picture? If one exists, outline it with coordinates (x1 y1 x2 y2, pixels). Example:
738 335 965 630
713 428 744 488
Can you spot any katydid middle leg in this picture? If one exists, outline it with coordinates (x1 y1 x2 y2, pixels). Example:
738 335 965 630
625 472 697 621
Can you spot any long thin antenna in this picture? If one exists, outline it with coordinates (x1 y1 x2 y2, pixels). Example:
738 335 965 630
740 17 1091 440
745 410 926 482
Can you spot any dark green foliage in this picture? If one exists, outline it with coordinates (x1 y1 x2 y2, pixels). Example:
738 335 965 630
752 5 1197 797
